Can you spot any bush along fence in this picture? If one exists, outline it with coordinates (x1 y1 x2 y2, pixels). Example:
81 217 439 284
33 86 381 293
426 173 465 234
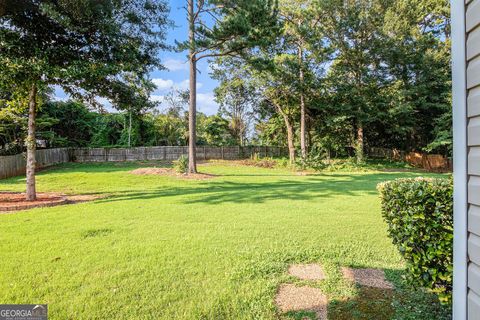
378 177 453 304
368 147 452 172
0 146 287 179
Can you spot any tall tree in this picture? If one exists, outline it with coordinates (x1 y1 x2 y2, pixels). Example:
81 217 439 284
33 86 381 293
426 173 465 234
314 0 391 163
279 0 321 159
0 0 169 200
181 0 279 173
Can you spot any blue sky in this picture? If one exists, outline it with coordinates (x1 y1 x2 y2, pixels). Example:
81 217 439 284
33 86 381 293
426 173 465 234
54 0 220 115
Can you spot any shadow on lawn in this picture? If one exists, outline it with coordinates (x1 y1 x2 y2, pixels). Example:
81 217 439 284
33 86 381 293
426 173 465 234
326 268 451 320
94 172 423 205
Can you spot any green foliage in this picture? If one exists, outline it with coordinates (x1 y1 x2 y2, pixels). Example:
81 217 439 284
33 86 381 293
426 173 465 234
223 0 452 160
425 109 453 156
173 155 188 174
0 0 169 108
0 96 254 149
202 115 234 146
90 114 126 147
37 101 96 147
377 177 453 304
213 63 255 146
178 0 280 61
295 146 328 171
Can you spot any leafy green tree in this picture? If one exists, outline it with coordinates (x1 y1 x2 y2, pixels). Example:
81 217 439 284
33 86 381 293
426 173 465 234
382 0 451 154
313 0 393 163
37 101 96 147
279 0 324 159
0 0 169 199
202 115 233 146
213 61 256 146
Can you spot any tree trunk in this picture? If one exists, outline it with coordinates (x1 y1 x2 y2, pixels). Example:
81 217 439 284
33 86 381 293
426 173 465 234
187 0 197 174
356 122 364 164
26 83 37 201
128 110 132 147
298 45 307 159
286 119 295 164
274 102 295 164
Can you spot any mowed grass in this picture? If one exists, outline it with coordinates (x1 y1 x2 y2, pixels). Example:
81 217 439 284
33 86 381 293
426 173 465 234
0 162 451 319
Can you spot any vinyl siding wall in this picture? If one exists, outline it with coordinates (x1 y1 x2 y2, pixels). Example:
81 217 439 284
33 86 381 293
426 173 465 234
467 0 480 317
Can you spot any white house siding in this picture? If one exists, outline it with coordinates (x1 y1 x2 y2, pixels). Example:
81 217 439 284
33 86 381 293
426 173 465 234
467 0 480 316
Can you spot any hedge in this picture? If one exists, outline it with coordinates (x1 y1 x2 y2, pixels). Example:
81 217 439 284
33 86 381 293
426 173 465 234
377 177 453 304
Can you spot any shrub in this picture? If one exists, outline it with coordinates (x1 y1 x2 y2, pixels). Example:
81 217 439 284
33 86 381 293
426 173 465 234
377 177 453 304
173 155 188 174
276 157 290 168
295 146 329 170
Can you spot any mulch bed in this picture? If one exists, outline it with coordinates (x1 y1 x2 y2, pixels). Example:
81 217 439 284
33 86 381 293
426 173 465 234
0 192 103 213
130 167 216 180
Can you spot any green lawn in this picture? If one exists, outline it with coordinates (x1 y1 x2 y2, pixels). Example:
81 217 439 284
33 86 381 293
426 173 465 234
0 162 450 319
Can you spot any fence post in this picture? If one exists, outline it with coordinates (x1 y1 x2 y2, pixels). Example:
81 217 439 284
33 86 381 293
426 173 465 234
221 146 224 160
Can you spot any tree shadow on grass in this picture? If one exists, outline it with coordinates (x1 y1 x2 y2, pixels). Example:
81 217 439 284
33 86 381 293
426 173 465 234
93 172 426 205
328 268 451 320
328 286 396 320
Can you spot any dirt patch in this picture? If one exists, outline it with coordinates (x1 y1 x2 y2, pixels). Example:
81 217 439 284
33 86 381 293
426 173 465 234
130 167 216 180
341 267 393 289
130 167 171 175
288 264 326 281
275 284 328 319
239 159 277 168
0 192 68 212
66 194 105 203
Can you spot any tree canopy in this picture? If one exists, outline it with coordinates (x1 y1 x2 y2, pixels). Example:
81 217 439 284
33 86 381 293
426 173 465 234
0 0 170 199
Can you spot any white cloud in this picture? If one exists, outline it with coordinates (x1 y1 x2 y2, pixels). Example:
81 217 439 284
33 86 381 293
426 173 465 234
197 92 219 116
164 58 188 71
179 79 189 90
150 95 165 103
152 78 174 90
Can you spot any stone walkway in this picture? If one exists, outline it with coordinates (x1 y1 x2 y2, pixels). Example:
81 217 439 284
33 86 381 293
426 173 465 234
275 263 394 319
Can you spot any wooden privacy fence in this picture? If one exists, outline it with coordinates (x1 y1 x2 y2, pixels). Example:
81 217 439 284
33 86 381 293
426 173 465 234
0 146 287 179
368 147 452 172
0 148 70 179
71 146 286 162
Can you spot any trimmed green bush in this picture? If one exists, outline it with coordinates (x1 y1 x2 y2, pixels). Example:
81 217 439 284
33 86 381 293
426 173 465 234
377 177 453 304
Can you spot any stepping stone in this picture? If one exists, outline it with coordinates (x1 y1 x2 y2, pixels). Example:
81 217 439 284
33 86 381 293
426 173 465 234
275 284 328 320
341 267 394 289
288 264 326 281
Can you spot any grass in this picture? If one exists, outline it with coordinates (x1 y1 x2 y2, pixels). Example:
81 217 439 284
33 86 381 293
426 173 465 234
0 161 451 319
